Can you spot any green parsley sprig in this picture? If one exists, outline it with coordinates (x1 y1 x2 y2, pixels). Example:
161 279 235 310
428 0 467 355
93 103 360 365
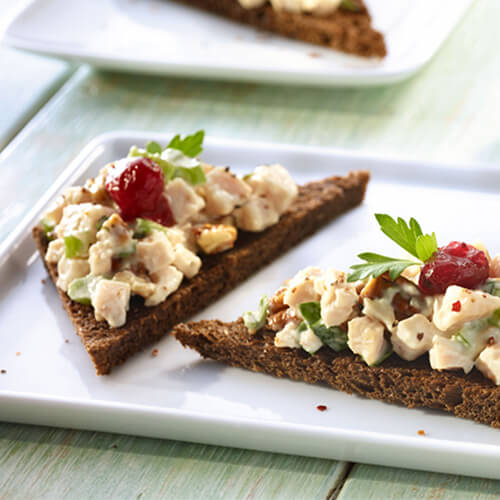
128 130 206 186
347 214 438 282
341 0 362 11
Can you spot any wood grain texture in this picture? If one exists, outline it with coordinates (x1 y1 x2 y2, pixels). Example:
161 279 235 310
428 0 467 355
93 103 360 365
0 48 73 151
337 464 500 500
0 423 346 499
1 0 500 498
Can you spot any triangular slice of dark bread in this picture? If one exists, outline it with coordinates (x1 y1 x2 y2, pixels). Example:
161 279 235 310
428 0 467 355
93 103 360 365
178 0 386 58
173 318 500 428
33 170 369 375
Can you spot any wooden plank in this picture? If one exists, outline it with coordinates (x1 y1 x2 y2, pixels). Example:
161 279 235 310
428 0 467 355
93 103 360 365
0 47 73 151
0 423 345 499
337 464 500 500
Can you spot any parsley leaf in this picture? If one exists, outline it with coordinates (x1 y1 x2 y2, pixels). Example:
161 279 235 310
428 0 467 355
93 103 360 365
347 253 417 282
243 295 269 334
167 130 205 158
374 214 437 261
347 214 438 283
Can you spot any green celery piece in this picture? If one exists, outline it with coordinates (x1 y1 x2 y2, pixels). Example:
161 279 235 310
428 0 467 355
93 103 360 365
488 309 500 327
133 218 168 238
68 275 102 305
64 235 83 258
243 295 269 334
167 130 205 158
454 332 471 348
41 217 55 236
311 322 347 352
298 302 321 325
482 280 500 297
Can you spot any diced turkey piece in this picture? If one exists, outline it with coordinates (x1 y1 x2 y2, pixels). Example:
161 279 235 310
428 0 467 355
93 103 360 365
391 314 439 361
88 241 113 275
84 168 112 205
433 286 500 332
245 164 298 213
195 224 237 254
347 316 389 366
91 279 130 328
113 271 156 299
300 327 323 354
319 270 359 327
63 186 93 206
45 239 65 263
99 213 133 252
164 178 205 225
362 297 395 332
172 244 201 278
56 203 114 254
201 166 252 216
233 197 279 232
136 230 174 274
284 267 322 309
145 265 183 306
428 336 474 374
166 225 197 253
274 322 301 349
56 256 90 292
476 343 500 385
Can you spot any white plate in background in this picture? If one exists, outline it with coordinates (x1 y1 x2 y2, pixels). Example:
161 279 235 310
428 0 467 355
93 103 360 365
3 0 474 86
1 133 500 479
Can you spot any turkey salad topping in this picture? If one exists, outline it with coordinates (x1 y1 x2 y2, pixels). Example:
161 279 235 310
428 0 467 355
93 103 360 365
41 131 298 328
243 214 500 386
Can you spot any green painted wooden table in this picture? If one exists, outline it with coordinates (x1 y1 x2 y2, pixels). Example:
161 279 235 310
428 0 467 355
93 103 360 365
2 1 500 498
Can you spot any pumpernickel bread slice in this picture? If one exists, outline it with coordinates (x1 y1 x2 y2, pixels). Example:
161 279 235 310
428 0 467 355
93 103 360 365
33 170 369 375
173 318 500 428
178 0 386 58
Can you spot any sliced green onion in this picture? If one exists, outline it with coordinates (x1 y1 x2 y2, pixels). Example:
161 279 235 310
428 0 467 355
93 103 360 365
312 323 347 352
243 295 269 334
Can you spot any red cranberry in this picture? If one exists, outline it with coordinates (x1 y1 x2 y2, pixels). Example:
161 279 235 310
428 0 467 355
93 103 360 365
418 241 489 295
105 157 175 226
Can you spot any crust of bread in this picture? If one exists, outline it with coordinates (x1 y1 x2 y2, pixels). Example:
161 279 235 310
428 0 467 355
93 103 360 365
178 0 386 58
173 318 500 428
33 170 369 375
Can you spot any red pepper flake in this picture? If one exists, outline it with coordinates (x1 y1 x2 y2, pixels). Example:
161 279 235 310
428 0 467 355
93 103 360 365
316 405 327 412
152 349 159 357
417 429 426 436
452 301 461 312
417 333 424 342
488 336 496 346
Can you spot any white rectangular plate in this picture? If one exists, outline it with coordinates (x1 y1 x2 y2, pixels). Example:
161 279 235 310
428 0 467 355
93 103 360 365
2 133 500 479
3 0 473 86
